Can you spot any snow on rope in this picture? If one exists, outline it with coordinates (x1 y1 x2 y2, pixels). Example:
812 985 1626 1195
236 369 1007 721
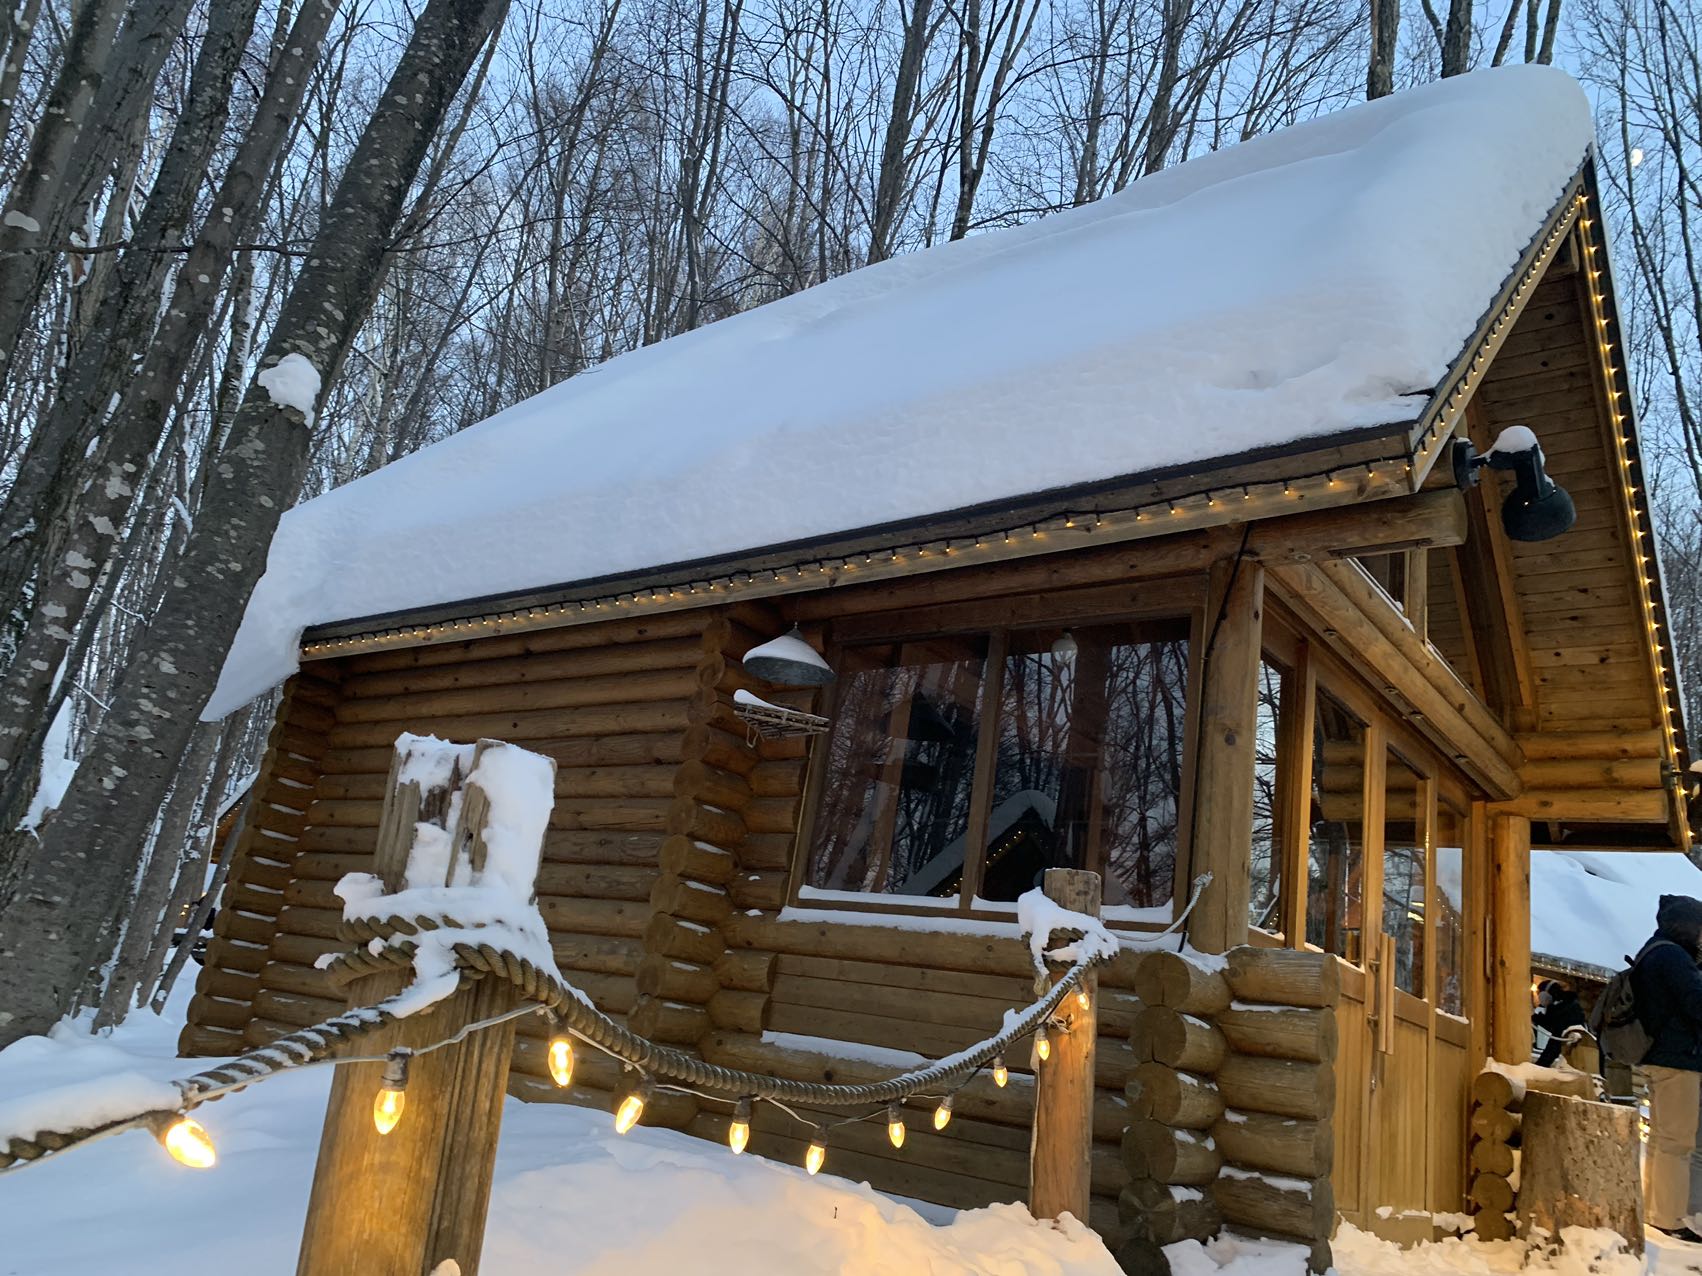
0 893 1112 1174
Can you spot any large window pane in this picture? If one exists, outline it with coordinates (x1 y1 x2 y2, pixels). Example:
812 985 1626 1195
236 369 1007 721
986 621 1189 908
1382 752 1426 997
1434 803 1467 1016
1250 660 1286 934
1305 690 1366 961
804 638 986 897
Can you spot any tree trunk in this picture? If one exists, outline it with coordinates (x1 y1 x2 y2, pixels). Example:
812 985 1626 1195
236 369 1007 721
0 0 516 1050
1440 0 1471 74
0 0 266 608
0 0 193 374
92 721 219 1028
0 0 340 812
868 0 936 262
1368 0 1399 98
1515 1092 1642 1254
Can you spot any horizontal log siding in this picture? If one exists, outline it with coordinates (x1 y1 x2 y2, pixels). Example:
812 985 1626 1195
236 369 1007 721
180 672 340 1057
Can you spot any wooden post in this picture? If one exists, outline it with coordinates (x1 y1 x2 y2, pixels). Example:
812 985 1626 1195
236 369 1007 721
1189 558 1264 953
1030 868 1101 1222
1487 812 1531 1063
297 738 554 1276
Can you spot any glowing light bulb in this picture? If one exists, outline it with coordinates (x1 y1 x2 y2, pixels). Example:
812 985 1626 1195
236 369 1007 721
1076 986 1091 1012
933 1095 954 1131
1035 1025 1052 1063
992 1057 1008 1088
373 1085 406 1135
615 1080 651 1134
806 1137 827 1175
728 1098 752 1155
887 1103 906 1149
547 1036 575 1088
372 1049 411 1135
159 1115 216 1169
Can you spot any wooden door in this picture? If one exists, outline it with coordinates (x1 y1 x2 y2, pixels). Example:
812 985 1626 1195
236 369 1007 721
1332 748 1473 1237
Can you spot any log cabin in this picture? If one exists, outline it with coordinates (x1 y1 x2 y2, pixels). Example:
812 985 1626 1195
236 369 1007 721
184 66 1693 1255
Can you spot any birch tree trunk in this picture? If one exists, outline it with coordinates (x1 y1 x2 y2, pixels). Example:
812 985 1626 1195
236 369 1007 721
0 0 514 1049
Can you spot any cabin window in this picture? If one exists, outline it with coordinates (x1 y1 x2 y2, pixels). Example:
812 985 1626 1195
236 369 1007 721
802 637 987 898
1382 751 1427 997
1249 659 1287 934
1305 689 1366 962
801 618 1191 914
1434 802 1467 1016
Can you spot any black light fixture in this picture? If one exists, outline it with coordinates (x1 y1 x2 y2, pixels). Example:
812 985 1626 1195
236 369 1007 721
1451 427 1576 542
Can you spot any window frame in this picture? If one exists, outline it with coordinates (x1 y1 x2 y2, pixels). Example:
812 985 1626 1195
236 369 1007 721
786 578 1207 930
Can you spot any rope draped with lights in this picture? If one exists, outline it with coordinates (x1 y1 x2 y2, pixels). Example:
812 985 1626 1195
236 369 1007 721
0 906 1117 1181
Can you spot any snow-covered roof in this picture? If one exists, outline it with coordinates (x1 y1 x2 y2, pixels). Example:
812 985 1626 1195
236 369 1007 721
207 66 1594 718
1530 850 1702 974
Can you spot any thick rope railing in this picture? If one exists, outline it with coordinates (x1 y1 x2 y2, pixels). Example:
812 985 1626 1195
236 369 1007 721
0 920 1106 1175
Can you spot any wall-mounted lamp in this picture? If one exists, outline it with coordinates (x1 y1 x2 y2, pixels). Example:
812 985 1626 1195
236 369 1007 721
742 626 836 686
1452 427 1576 542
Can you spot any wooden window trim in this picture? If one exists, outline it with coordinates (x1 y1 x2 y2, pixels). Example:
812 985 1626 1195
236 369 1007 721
786 583 1204 929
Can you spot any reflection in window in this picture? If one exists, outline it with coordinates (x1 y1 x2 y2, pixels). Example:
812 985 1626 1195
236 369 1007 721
804 638 986 896
1435 804 1467 1015
1382 752 1426 997
1305 690 1366 961
1249 660 1286 934
986 622 1190 908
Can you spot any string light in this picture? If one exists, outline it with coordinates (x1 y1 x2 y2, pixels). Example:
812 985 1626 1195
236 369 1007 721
886 1102 906 1149
933 1095 954 1131
547 1034 574 1088
1075 986 1091 1012
155 1114 216 1169
302 453 1431 661
728 1098 752 1155
372 1049 410 1135
1034 1025 1051 1064
806 1135 827 1175
615 1078 652 1134
992 1057 1008 1088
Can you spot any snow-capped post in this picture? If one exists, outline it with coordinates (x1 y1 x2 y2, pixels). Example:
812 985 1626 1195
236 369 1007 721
296 735 556 1276
1028 867 1100 1224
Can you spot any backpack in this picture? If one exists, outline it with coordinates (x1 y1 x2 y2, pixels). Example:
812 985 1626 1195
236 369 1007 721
1590 939 1682 1064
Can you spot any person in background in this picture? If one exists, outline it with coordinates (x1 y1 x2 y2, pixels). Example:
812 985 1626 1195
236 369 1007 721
1533 980 1587 1067
1632 894 1702 1241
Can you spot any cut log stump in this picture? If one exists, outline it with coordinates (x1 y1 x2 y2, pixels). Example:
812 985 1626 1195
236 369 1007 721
1514 1092 1642 1256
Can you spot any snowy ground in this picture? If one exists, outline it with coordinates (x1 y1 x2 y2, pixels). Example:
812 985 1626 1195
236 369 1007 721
0 987 1691 1276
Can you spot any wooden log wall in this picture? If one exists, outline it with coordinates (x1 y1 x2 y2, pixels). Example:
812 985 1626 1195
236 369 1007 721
180 669 340 1056
1213 948 1339 1274
1465 1062 1598 1241
1113 947 1338 1275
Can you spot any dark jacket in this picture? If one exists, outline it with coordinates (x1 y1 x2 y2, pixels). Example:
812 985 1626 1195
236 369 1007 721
1534 991 1588 1067
1631 931 1702 1071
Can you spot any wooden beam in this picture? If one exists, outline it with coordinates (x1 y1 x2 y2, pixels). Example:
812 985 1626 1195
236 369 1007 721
1456 402 1539 732
1492 788 1668 822
1488 812 1532 1064
1269 562 1521 799
790 490 1467 624
1029 868 1101 1222
1187 558 1264 953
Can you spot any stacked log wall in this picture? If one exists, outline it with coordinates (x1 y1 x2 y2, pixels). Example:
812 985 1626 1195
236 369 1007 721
180 669 341 1056
1211 948 1339 1274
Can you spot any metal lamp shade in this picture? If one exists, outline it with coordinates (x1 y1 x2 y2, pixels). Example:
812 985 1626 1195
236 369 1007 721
742 626 835 686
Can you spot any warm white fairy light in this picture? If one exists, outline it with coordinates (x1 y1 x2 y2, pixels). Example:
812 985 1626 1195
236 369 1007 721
156 1115 216 1169
933 1095 954 1131
615 1078 652 1134
728 1098 752 1155
372 1049 410 1135
886 1102 906 1149
805 1135 827 1175
992 1057 1008 1088
547 1035 574 1088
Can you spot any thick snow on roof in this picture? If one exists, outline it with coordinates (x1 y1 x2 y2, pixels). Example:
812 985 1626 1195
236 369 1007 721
206 66 1593 718
1530 850 1702 972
